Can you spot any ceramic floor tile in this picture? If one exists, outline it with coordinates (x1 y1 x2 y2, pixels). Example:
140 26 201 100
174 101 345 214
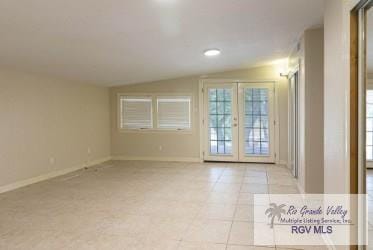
69 232 137 250
0 160 299 249
276 246 330 250
100 214 152 237
197 203 237 220
368 167 373 250
243 176 268 184
0 229 81 250
183 219 232 244
245 171 267 178
208 192 239 204
147 217 192 240
128 237 180 250
178 241 226 250
240 184 268 194
229 222 274 246
227 245 275 250
218 175 244 184
267 176 296 186
228 221 254 245
237 193 256 205
234 205 268 222
268 185 299 194
213 183 242 193
237 193 270 206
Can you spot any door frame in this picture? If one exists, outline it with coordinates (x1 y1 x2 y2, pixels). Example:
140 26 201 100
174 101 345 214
199 79 280 163
288 64 300 177
350 0 372 249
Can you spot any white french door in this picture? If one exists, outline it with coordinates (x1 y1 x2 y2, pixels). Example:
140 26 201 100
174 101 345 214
203 82 276 163
203 83 239 161
238 82 275 163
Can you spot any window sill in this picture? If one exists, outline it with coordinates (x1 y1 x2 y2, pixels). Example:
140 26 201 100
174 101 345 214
118 128 193 134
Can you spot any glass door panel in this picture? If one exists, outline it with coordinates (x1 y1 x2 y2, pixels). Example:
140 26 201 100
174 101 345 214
366 90 373 165
208 88 232 155
289 71 299 177
244 88 270 156
203 83 238 161
238 82 275 162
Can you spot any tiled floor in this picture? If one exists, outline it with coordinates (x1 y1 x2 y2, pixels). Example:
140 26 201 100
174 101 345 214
368 169 373 249
0 160 311 250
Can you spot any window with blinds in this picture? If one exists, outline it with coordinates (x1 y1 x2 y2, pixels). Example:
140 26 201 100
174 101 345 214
119 96 153 129
157 97 191 130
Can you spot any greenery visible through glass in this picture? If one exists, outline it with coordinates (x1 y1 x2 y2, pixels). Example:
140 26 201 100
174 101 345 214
208 88 232 155
244 88 269 155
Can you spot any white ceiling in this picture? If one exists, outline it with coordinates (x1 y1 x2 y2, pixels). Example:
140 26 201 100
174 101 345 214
0 0 324 86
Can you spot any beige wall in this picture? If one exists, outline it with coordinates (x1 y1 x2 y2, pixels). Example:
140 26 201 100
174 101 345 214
111 75 201 161
110 65 289 163
0 64 288 191
304 28 324 193
289 27 324 193
289 35 306 191
0 69 111 188
324 0 359 193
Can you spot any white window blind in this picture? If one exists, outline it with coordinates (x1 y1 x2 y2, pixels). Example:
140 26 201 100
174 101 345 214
157 97 191 129
120 96 153 129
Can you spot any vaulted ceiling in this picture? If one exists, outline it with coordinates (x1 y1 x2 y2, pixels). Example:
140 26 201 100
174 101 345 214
0 0 324 86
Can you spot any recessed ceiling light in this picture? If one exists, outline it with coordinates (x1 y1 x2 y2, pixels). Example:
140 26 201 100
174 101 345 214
204 49 221 57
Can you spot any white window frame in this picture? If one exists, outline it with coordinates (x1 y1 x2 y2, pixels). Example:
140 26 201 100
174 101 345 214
118 93 193 133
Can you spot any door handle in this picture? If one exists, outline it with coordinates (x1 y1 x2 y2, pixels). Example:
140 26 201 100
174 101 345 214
233 124 238 127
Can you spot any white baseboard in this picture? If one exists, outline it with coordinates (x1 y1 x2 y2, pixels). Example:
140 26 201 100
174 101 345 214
111 155 201 163
0 156 111 194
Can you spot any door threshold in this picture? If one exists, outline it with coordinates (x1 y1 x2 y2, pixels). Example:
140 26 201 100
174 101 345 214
203 160 275 164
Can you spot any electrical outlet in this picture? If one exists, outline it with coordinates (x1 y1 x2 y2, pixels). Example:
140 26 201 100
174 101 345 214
49 157 55 165
87 147 91 155
159 145 163 151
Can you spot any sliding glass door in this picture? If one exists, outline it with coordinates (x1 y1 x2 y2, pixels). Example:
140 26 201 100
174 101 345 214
288 72 299 177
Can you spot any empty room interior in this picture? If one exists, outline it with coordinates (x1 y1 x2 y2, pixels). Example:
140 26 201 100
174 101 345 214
0 0 372 249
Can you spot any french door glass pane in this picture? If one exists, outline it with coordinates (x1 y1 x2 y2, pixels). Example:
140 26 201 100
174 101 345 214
367 146 373 161
208 88 232 155
244 88 269 156
367 90 373 160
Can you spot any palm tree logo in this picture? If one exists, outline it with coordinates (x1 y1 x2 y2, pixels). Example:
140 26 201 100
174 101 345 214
265 203 286 228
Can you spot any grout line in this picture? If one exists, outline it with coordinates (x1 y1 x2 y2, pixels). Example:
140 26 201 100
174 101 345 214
2 161 297 249
225 215 235 247
225 168 245 248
